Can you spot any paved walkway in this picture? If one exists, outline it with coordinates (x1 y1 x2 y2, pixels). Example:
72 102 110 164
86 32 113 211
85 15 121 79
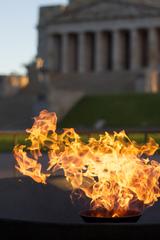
0 153 17 179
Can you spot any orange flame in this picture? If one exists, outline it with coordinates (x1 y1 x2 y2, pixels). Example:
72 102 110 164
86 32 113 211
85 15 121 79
13 110 160 217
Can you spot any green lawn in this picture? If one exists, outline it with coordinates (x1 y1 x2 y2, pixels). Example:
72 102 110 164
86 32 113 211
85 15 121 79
61 93 160 129
0 132 160 152
2 92 160 153
0 133 26 152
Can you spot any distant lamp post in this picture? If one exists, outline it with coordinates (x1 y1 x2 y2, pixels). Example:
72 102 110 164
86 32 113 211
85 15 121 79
36 57 45 82
35 57 49 84
36 57 44 70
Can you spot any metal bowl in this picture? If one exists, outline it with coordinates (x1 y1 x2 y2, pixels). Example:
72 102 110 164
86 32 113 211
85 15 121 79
80 209 142 223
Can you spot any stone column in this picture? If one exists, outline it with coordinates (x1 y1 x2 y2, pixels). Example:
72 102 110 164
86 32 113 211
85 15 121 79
47 35 54 71
131 29 141 70
95 32 105 72
149 28 159 67
62 33 69 73
78 33 86 73
113 30 123 71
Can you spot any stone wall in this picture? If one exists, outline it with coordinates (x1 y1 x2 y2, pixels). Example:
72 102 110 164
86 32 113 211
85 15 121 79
48 88 84 119
0 91 36 130
128 0 160 7
50 70 145 94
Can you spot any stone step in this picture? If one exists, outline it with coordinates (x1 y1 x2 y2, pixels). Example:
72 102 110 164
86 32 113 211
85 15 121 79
50 70 144 94
48 88 84 119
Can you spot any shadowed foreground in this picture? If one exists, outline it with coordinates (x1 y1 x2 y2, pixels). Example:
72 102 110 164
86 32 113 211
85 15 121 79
0 176 159 239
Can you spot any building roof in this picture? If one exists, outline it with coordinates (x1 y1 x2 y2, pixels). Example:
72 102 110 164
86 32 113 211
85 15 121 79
44 0 160 25
69 0 160 8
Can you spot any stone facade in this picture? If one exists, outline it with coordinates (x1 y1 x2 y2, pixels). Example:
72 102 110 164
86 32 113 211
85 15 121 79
37 0 160 117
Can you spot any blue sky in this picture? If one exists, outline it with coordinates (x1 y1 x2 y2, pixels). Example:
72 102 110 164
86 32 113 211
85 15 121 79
0 0 68 75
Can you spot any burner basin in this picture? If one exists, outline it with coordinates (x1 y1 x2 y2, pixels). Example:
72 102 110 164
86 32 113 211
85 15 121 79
80 209 142 223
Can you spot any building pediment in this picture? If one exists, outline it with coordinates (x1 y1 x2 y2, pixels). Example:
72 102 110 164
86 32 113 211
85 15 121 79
50 0 160 24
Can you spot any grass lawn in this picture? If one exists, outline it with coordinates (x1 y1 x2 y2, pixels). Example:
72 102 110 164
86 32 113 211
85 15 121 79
0 132 160 153
0 133 26 152
2 92 160 152
1 93 160 152
61 93 160 129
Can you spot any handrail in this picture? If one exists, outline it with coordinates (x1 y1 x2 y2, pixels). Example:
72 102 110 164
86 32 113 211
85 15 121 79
0 128 160 143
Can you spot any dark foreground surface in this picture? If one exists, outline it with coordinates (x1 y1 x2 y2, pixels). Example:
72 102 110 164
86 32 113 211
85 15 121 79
0 177 160 240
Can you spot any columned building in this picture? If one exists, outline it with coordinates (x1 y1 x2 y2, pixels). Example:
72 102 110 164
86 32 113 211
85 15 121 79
37 0 160 116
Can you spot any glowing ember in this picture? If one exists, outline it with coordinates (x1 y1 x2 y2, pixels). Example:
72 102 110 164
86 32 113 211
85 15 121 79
13 110 160 218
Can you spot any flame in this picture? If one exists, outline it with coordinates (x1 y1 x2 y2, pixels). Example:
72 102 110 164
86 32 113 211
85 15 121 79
14 110 160 217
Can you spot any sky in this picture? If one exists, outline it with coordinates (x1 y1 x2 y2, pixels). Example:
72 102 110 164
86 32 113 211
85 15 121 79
0 0 68 75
